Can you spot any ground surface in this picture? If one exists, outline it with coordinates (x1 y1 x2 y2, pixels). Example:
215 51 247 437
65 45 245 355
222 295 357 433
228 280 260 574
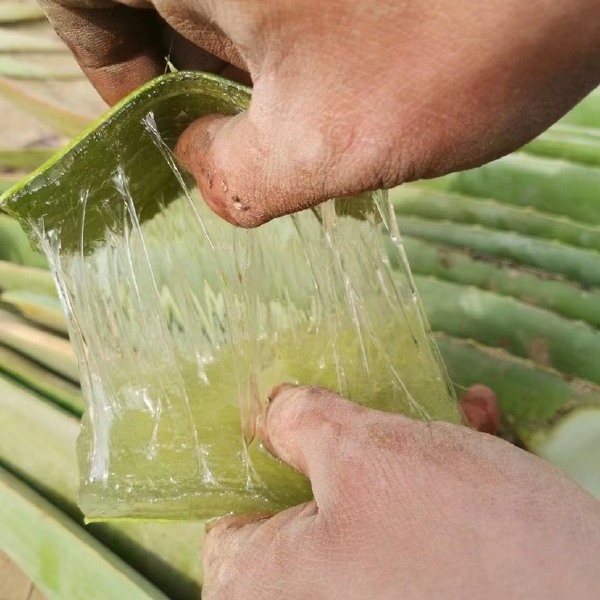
0 553 46 600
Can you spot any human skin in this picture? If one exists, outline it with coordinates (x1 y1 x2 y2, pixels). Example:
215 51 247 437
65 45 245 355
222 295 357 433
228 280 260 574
39 0 600 227
38 2 600 597
202 385 600 600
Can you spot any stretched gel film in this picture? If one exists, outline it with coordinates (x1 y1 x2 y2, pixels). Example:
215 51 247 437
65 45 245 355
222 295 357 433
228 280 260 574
1 73 460 520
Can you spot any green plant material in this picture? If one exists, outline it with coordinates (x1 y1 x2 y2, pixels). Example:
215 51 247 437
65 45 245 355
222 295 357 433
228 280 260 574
0 309 77 381
0 173 20 191
0 260 55 294
0 375 80 511
0 469 171 600
0 77 91 137
400 216 600 287
523 124 600 168
0 214 47 268
0 29 67 53
0 56 82 80
0 147 56 171
1 290 67 334
392 185 600 252
400 237 600 328
0 345 81 414
535 408 600 498
0 375 205 599
423 153 600 225
417 277 600 385
436 335 600 497
0 72 252 251
0 2 45 23
559 89 600 128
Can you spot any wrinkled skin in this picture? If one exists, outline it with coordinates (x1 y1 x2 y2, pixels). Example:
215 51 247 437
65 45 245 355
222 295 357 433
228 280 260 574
39 2 600 598
203 385 600 600
39 0 600 226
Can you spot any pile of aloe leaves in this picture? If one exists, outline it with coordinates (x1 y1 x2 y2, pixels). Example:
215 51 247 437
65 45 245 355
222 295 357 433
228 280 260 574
0 8 599 599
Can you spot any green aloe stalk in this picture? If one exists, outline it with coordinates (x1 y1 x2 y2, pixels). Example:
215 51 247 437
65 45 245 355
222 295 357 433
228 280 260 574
399 216 600 287
0 78 91 137
523 124 600 168
391 185 600 252
0 57 83 81
0 345 81 414
417 276 600 385
0 374 204 599
400 237 600 328
0 214 47 268
559 89 600 128
0 260 55 294
1 290 68 335
0 3 44 23
436 335 600 498
0 30 67 53
0 310 78 381
422 153 600 225
0 468 171 600
0 148 56 171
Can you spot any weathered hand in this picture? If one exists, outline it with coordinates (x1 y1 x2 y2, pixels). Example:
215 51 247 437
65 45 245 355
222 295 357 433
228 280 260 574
203 384 600 599
39 0 600 226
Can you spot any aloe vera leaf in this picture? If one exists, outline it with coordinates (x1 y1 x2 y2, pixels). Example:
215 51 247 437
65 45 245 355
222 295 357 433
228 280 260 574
0 147 56 170
417 276 600 385
0 345 81 414
0 29 67 53
391 185 600 252
399 216 600 287
0 376 80 512
435 335 600 497
0 72 251 252
0 78 91 137
0 309 77 381
523 124 600 168
1 290 67 334
0 260 55 295
0 3 45 23
0 376 204 599
0 214 47 268
422 153 600 225
534 408 600 498
559 89 600 128
0 173 20 191
399 237 600 328
0 469 171 600
435 335 600 437
0 56 82 80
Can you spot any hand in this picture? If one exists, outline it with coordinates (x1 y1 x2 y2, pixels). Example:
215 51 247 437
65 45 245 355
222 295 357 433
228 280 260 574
39 1 600 226
203 384 600 600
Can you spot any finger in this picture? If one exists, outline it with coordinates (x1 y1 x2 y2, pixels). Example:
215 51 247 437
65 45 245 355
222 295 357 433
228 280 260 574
460 384 501 436
159 24 252 86
203 502 317 600
151 2 247 72
259 384 390 505
39 0 165 105
174 77 388 227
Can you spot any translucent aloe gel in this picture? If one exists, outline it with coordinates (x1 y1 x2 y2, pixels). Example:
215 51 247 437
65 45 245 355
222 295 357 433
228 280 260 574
0 73 460 520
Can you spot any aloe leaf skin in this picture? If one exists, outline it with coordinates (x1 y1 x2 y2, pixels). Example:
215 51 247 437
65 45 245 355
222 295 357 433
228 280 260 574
398 236 600 328
0 468 171 600
417 277 600 386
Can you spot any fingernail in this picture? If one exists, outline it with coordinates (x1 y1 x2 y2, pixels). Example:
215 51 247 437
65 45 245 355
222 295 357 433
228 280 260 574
267 383 297 404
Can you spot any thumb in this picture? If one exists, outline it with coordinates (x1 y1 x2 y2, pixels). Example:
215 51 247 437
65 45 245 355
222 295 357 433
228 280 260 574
174 88 392 227
261 384 414 507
